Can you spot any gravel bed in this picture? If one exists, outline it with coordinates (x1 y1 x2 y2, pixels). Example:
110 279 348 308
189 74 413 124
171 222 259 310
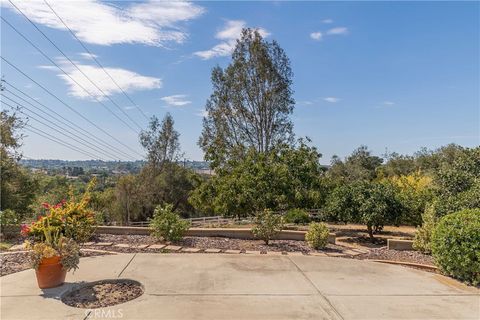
178 236 345 253
0 250 111 277
62 280 143 308
354 247 435 266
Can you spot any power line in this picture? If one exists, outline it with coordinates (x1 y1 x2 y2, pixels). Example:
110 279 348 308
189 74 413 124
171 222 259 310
7 0 145 130
1 103 107 160
2 81 136 160
1 15 141 134
1 56 144 158
43 0 150 121
2 95 121 160
24 126 106 160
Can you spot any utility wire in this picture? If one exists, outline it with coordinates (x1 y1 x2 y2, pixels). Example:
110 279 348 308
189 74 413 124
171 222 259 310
1 56 144 158
2 81 136 161
43 0 150 121
2 95 121 160
24 126 106 160
2 102 107 160
7 0 144 129
1 15 141 134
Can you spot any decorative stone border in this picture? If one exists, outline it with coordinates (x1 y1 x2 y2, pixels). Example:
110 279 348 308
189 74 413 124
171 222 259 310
78 241 362 257
95 226 336 244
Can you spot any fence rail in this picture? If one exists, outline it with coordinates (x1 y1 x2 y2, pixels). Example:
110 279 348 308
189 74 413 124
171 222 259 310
128 216 234 227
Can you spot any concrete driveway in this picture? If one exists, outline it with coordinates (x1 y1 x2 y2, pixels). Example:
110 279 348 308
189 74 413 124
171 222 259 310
1 253 478 319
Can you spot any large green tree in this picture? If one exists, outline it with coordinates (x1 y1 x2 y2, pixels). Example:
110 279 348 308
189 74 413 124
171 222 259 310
190 140 325 218
328 145 383 183
140 112 181 172
199 28 295 168
0 109 37 218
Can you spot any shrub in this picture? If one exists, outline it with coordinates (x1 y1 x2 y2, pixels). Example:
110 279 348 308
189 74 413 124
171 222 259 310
252 209 284 245
284 208 311 225
150 204 190 242
431 209 480 285
0 209 19 228
413 204 437 254
305 222 329 249
0 209 20 238
26 179 97 243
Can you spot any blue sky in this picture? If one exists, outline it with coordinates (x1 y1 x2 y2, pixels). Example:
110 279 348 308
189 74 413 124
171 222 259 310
1 1 479 164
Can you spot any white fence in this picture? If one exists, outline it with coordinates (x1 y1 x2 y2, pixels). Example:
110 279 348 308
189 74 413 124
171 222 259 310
128 215 234 227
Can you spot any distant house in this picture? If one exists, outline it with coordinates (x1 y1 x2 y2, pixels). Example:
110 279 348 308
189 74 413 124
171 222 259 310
194 168 215 176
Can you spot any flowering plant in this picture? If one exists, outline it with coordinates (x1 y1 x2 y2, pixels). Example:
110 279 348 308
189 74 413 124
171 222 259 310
22 178 97 243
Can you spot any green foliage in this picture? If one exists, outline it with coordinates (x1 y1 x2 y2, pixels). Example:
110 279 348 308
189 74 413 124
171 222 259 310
284 208 311 225
199 28 294 168
305 222 329 249
413 204 437 254
324 181 404 240
431 209 480 285
149 204 191 242
26 179 97 243
0 209 18 228
383 172 434 226
140 113 181 171
324 184 358 223
1 110 38 217
327 146 383 183
251 209 284 245
191 140 325 217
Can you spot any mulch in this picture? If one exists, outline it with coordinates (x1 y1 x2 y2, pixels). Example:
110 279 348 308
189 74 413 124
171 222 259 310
353 247 435 266
62 280 143 308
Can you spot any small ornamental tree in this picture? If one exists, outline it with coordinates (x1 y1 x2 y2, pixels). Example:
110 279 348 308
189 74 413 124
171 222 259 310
324 181 404 241
252 209 284 245
149 204 190 242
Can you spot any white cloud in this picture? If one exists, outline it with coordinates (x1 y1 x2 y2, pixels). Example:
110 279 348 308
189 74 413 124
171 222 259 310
383 101 395 106
326 27 348 35
39 58 161 100
160 94 191 107
2 0 204 46
310 32 323 41
79 52 98 60
324 97 340 103
194 20 270 60
322 19 333 24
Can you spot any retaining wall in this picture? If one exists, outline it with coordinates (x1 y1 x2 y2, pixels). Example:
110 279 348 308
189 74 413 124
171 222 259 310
387 239 414 251
95 226 336 244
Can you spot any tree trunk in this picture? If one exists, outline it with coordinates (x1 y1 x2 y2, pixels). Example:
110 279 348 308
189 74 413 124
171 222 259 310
367 225 375 242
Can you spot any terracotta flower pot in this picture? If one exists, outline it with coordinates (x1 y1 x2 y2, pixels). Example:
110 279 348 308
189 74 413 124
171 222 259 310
35 256 66 289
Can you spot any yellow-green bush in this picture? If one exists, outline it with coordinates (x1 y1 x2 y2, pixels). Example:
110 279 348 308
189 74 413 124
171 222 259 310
305 222 329 249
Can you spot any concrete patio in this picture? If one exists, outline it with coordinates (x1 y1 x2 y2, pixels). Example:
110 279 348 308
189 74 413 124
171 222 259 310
1 253 478 319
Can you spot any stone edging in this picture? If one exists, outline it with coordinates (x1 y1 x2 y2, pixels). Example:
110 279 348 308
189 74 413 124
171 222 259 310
372 259 438 271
